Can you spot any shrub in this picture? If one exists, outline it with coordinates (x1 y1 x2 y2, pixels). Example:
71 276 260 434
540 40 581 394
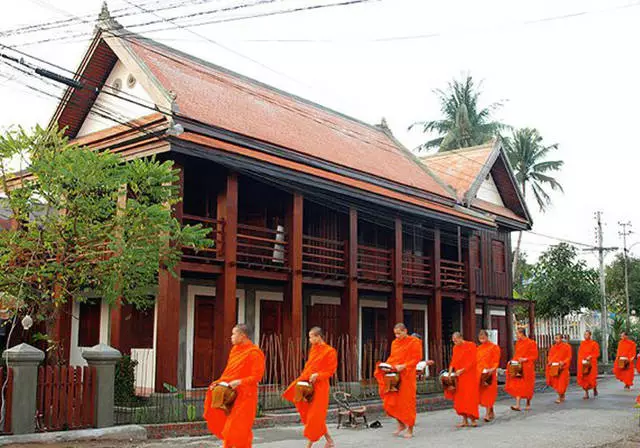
115 355 139 405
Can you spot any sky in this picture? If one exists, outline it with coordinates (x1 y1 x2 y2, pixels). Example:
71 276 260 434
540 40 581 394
1 0 639 267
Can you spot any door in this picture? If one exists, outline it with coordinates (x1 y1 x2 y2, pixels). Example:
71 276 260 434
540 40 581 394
192 295 216 388
491 315 508 368
306 303 339 343
361 307 389 379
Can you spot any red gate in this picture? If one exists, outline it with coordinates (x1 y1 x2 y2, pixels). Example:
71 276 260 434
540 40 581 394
36 366 96 431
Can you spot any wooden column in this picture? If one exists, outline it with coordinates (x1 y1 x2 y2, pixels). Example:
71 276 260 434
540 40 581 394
109 301 132 355
155 163 184 391
284 192 304 348
51 299 72 364
389 217 404 341
463 238 477 341
506 302 514 361
214 172 238 378
342 209 359 345
429 228 443 373
528 300 536 339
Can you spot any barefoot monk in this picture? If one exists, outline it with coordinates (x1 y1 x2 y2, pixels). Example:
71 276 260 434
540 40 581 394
204 324 265 448
476 330 501 422
374 323 423 439
577 330 600 399
446 332 479 428
546 334 572 404
283 327 338 448
506 328 538 411
613 332 636 389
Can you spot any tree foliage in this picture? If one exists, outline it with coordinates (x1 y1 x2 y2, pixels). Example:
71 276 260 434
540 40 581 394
605 253 640 314
527 243 599 318
0 125 211 332
410 75 506 152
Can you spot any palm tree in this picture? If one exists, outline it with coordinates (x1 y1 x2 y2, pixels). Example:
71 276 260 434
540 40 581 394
505 128 564 278
410 75 506 152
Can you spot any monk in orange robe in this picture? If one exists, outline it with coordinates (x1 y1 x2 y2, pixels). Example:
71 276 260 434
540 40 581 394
613 332 636 389
476 330 501 422
577 330 600 399
283 327 337 448
445 332 479 427
546 334 572 404
204 324 265 448
506 328 538 411
375 323 427 439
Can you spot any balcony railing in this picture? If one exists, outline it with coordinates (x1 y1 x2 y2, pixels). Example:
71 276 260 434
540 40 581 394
237 223 288 271
302 235 346 278
181 214 224 262
402 252 433 287
441 259 466 290
357 245 392 283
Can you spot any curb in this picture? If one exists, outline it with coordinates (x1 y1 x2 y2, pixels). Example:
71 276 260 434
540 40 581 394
0 425 147 446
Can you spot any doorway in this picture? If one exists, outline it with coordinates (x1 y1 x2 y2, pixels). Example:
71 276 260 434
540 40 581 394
192 295 215 388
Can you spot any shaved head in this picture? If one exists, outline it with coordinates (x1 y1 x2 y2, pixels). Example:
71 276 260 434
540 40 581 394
309 326 324 338
394 323 407 331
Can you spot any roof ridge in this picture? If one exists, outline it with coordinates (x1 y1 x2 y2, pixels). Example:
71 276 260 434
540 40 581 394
419 141 495 159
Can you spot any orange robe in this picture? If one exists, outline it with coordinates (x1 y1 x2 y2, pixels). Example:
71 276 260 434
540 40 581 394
445 341 479 419
577 339 600 391
203 342 265 448
477 341 501 408
283 342 337 442
613 339 636 387
545 342 572 395
374 336 422 427
505 337 538 400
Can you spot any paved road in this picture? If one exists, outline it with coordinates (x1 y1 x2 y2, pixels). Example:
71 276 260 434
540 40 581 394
12 376 640 448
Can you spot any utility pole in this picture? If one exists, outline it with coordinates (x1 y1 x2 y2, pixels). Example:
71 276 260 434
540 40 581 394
619 221 633 332
584 211 617 363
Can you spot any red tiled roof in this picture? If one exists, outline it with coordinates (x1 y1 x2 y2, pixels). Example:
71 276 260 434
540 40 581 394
126 38 453 200
419 142 495 201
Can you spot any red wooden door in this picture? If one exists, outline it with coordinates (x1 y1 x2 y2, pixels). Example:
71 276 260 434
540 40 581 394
260 300 283 340
491 315 508 368
193 295 216 388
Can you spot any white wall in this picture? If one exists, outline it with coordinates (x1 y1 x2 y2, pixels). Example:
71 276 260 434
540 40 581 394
476 173 505 206
77 60 154 137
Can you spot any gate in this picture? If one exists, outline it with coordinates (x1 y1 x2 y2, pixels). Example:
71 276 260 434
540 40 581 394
36 366 96 431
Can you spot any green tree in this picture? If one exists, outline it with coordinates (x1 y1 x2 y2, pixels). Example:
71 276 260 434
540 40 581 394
410 75 506 152
0 125 210 356
527 243 599 318
605 253 640 315
505 128 563 277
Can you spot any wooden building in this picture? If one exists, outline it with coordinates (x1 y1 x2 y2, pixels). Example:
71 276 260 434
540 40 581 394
45 10 532 391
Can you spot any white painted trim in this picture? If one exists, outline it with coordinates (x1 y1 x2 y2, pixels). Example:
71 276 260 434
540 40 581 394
254 290 284 345
70 298 109 367
310 295 341 306
475 308 483 315
99 299 110 345
490 309 506 317
185 285 245 390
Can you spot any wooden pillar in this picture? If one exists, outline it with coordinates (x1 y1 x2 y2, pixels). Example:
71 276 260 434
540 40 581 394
214 172 238 378
342 209 359 343
155 268 181 391
429 228 443 373
109 301 133 355
51 299 72 364
463 236 476 341
284 192 304 348
389 217 404 341
506 302 514 361
155 163 184 391
528 300 536 339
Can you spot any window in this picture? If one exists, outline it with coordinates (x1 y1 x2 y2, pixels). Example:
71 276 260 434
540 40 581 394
78 300 101 347
491 240 505 273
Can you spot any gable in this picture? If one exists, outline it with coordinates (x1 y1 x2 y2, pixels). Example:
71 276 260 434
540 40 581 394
77 60 155 137
475 173 505 206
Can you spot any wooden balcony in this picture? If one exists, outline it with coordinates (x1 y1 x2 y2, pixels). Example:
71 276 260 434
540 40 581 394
441 259 466 291
402 252 433 287
237 223 289 271
181 214 224 263
358 245 392 284
302 235 346 278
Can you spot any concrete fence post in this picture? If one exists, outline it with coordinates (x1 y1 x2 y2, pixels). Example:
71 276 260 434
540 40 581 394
2 343 45 435
82 344 122 428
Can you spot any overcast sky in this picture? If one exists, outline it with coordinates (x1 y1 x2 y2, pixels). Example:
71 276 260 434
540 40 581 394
1 0 639 267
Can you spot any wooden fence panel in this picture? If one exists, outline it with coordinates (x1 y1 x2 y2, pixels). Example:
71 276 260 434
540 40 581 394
37 365 95 432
